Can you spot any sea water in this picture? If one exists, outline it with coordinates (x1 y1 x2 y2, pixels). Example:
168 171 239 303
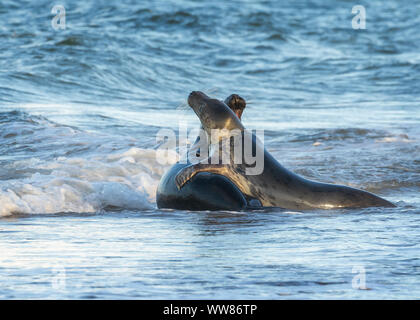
0 0 419 299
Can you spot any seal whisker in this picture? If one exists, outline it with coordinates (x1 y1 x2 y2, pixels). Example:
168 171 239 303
205 87 220 95
176 100 189 111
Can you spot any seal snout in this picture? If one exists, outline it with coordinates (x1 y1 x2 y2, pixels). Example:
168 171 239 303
188 91 208 108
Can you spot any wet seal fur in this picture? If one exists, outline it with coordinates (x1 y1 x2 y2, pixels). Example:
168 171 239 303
174 91 395 210
156 94 259 211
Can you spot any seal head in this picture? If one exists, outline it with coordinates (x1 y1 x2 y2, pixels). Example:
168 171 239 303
188 91 244 135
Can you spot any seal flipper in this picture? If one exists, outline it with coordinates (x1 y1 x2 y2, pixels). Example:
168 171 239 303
175 163 228 190
156 163 247 211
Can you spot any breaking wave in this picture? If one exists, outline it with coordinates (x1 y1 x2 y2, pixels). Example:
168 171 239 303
0 111 175 216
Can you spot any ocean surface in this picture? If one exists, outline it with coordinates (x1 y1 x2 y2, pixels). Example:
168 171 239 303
0 0 419 299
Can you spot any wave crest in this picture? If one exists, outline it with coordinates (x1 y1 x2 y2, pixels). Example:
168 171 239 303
0 147 173 216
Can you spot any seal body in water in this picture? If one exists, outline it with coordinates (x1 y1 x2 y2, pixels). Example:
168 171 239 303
156 94 260 210
175 91 395 210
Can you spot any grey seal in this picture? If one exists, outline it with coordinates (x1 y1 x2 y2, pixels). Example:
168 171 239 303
175 91 395 210
156 93 261 210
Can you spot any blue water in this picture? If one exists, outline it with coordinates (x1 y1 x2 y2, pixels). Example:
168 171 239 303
0 0 419 299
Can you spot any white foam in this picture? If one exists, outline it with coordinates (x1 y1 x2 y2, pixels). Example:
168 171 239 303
0 147 176 216
375 135 414 143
